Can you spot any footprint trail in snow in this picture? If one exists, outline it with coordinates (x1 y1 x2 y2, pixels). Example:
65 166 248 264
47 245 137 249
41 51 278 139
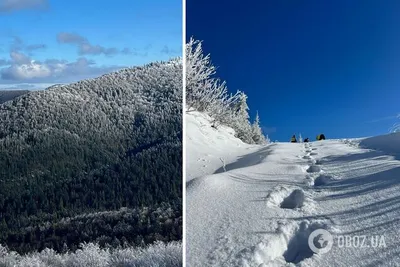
187 122 400 267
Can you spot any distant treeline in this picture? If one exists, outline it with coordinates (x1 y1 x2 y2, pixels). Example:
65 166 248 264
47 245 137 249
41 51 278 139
0 90 29 104
1 202 182 254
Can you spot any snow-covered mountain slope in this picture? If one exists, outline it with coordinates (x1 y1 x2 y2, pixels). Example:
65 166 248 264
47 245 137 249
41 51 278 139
186 112 400 267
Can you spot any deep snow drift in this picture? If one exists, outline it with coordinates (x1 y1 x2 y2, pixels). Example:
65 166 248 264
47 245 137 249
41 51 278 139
186 112 400 267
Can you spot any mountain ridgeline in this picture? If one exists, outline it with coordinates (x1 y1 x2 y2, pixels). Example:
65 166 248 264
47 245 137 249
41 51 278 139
0 59 182 253
0 90 29 104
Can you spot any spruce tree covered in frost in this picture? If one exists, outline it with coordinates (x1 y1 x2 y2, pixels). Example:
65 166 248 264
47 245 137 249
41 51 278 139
251 111 267 144
185 37 215 111
185 37 241 119
186 37 268 144
228 92 254 143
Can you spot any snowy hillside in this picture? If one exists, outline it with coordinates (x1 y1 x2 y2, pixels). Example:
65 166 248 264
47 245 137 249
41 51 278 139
186 111 260 181
186 112 400 267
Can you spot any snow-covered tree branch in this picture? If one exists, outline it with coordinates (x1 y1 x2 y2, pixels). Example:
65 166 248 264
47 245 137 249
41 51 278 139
185 37 268 144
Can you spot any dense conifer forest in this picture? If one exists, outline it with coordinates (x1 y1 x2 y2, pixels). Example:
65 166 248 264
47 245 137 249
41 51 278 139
0 59 182 254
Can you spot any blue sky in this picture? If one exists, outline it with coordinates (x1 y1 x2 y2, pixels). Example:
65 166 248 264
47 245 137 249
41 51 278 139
187 0 400 141
0 0 181 90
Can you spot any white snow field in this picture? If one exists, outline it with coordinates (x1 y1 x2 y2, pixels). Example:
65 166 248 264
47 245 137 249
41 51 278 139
186 112 400 267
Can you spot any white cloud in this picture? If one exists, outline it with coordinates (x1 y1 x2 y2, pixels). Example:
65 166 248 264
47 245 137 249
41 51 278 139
0 35 133 84
10 51 31 64
161 45 179 55
26 44 47 51
57 32 130 56
2 60 50 80
0 51 125 83
10 36 47 54
56 32 86 44
0 0 48 12
0 59 12 66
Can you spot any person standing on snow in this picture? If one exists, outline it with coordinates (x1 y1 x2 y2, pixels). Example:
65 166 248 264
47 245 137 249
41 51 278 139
291 135 297 143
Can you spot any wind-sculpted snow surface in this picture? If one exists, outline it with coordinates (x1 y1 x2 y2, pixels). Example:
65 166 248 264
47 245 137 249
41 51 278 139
186 111 258 181
358 132 400 159
0 241 182 267
186 114 400 266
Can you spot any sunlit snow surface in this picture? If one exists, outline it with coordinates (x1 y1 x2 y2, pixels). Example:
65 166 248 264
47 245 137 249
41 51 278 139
186 111 400 267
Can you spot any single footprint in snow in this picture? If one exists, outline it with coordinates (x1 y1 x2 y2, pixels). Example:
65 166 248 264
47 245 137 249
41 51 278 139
310 152 318 156
283 221 331 264
265 186 291 207
280 189 305 209
236 220 332 266
314 174 335 186
306 165 321 173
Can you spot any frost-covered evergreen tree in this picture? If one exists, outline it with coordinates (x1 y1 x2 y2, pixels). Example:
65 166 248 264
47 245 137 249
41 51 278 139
234 92 250 121
186 37 268 144
251 111 267 144
228 92 253 143
185 37 241 120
